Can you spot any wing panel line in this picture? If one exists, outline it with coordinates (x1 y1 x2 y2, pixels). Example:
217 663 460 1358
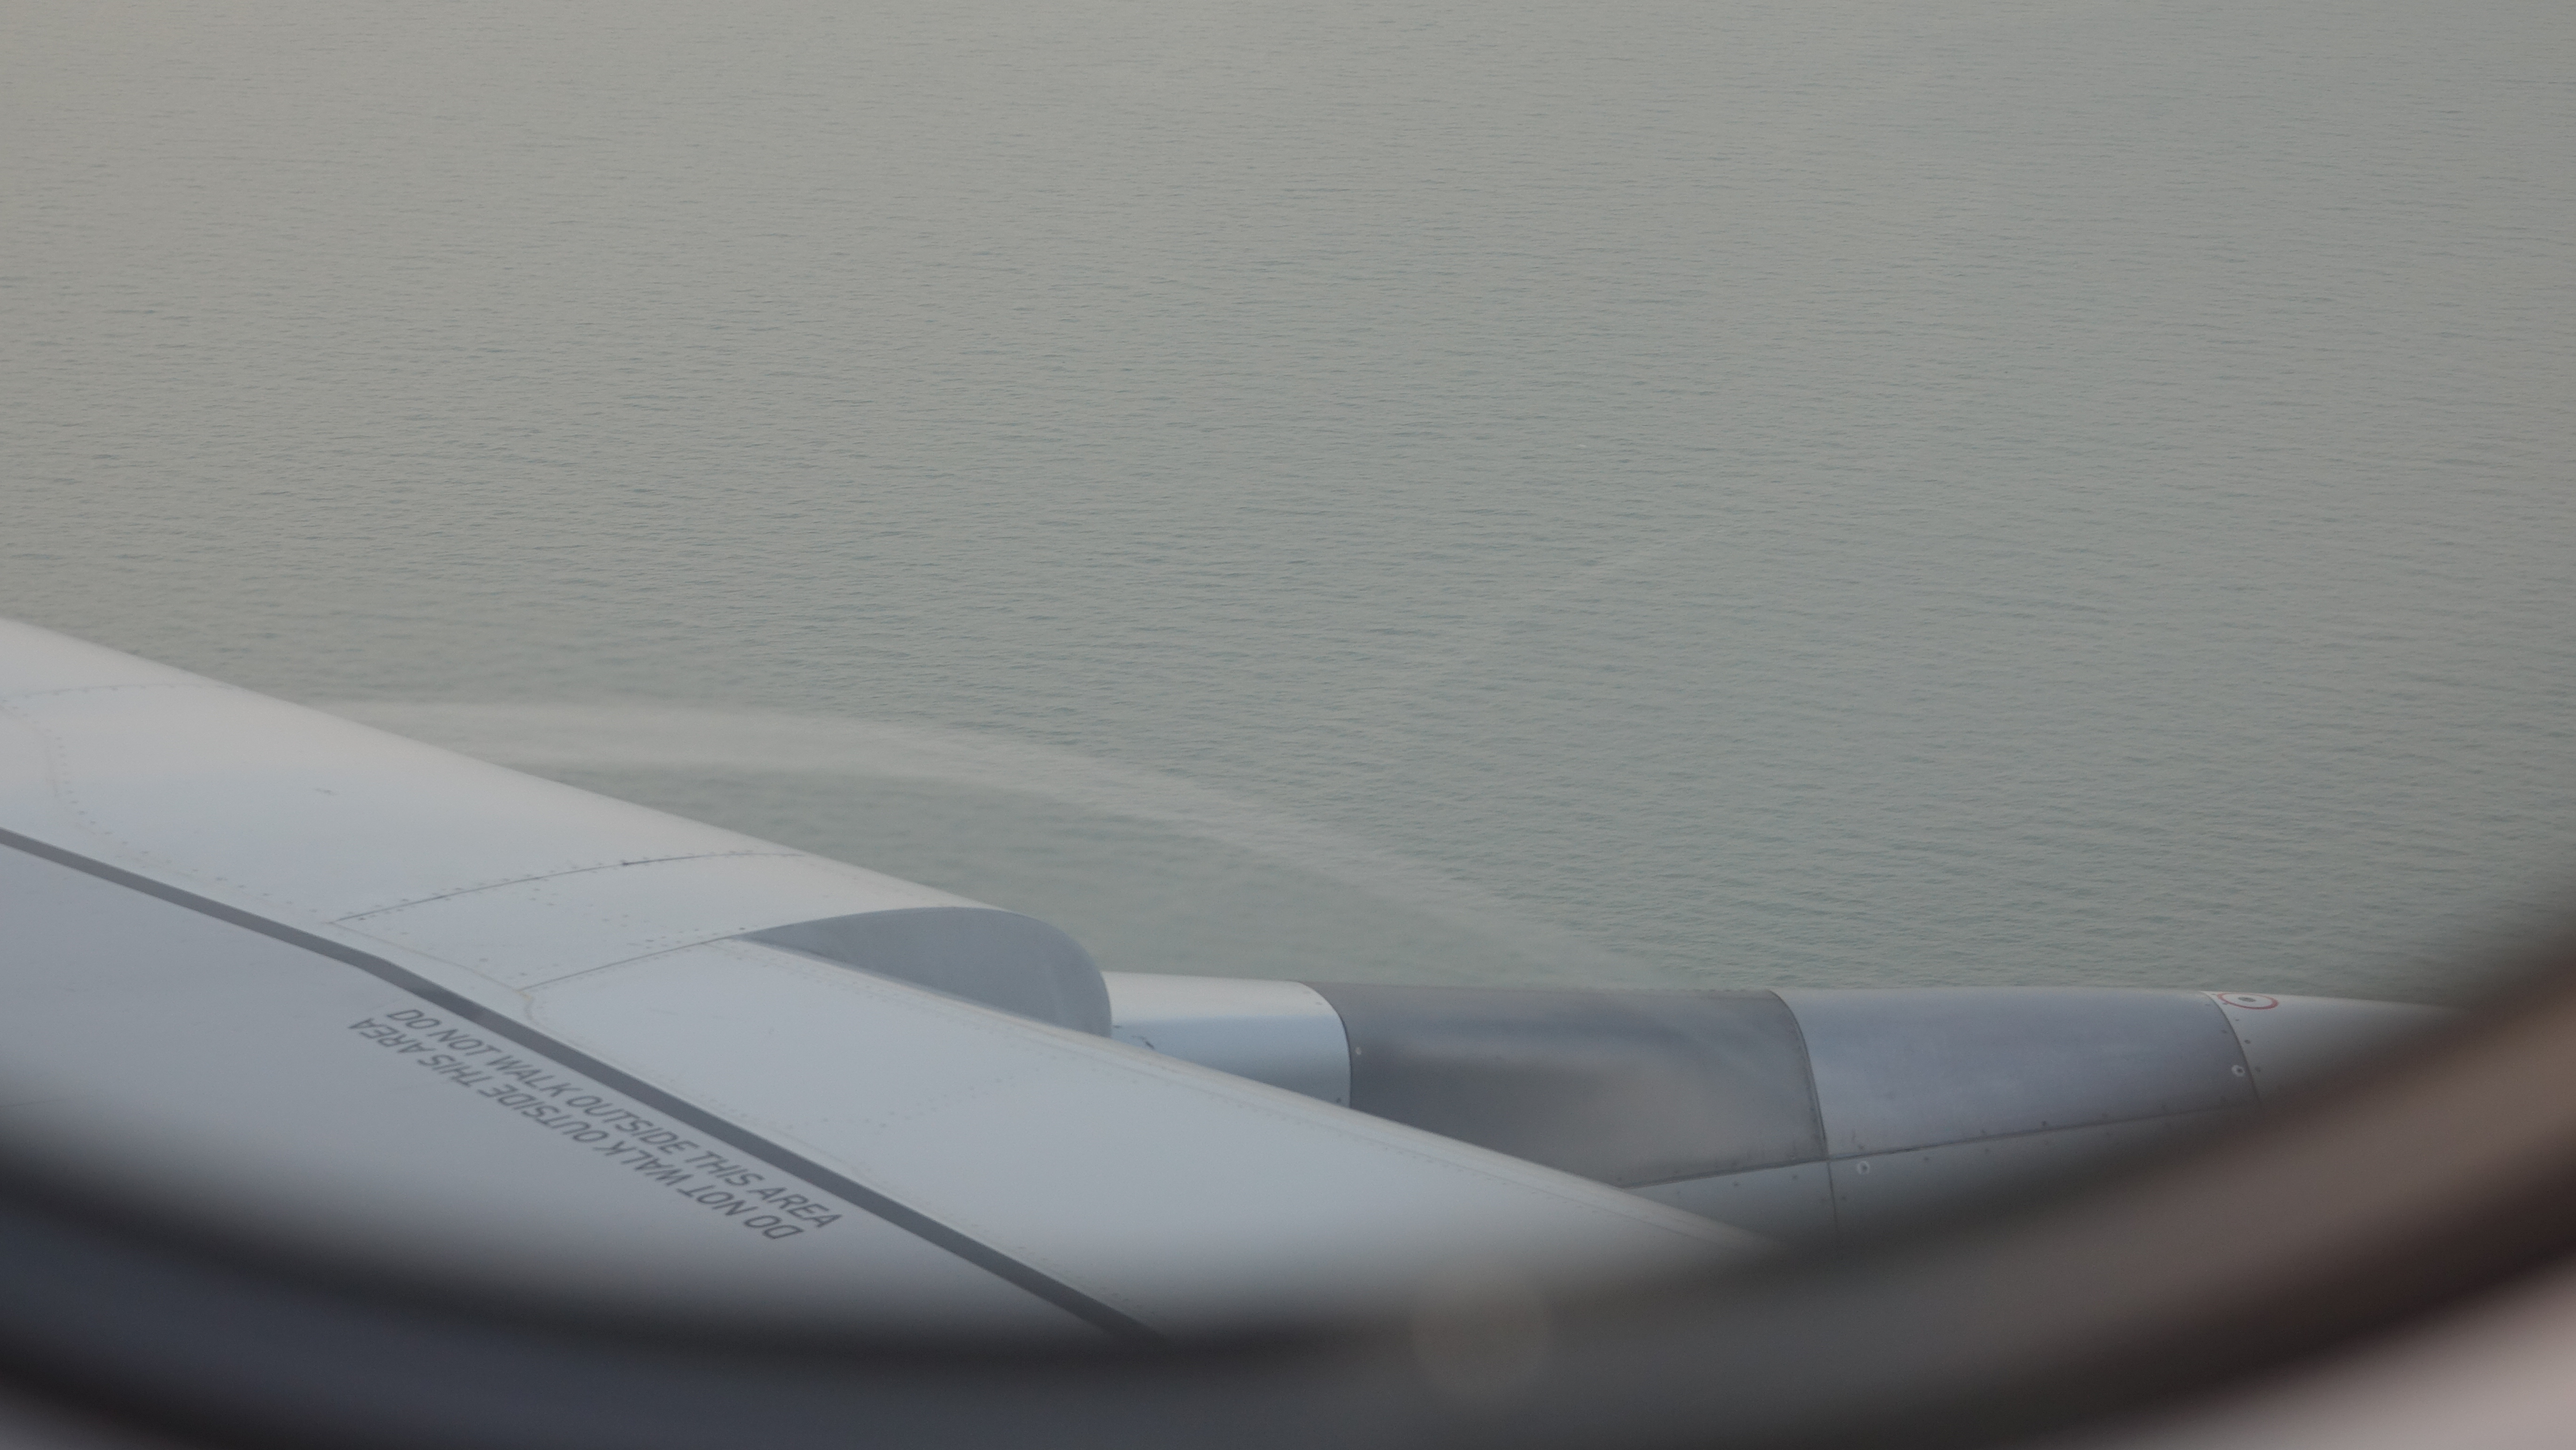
0 826 1161 1343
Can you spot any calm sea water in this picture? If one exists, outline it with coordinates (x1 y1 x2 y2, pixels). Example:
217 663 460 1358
6 1 2571 1001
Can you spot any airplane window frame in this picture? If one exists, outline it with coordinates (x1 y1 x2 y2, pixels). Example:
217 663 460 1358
0 936 2569 1450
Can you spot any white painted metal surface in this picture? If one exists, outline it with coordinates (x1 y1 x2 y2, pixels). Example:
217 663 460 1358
1822 1111 2251 1237
0 618 1764 1336
340 852 975 989
1086 973 2447 1249
1629 1163 1836 1247
1778 988 2257 1159
0 673 968 937
0 844 1075 1336
536 943 1747 1330
1104 972 1352 1105
2207 992 2449 1102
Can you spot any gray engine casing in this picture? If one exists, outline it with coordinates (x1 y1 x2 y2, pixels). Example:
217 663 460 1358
1106 976 2444 1245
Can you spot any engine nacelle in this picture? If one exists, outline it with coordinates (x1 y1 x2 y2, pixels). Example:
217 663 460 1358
1105 975 2445 1245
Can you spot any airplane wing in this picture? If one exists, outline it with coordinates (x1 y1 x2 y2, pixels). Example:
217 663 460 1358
0 618 1763 1342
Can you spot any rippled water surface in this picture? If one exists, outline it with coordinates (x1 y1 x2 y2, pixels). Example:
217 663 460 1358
7 1 2572 998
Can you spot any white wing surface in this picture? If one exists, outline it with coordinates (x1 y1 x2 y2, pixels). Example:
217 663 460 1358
0 620 1759 1339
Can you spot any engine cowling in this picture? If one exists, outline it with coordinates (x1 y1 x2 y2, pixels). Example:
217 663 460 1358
1105 975 2446 1245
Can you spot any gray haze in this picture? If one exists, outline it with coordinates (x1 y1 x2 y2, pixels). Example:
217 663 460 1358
6 1 2573 999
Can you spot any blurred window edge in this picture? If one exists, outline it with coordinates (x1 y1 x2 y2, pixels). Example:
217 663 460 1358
0 934 2574 1449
